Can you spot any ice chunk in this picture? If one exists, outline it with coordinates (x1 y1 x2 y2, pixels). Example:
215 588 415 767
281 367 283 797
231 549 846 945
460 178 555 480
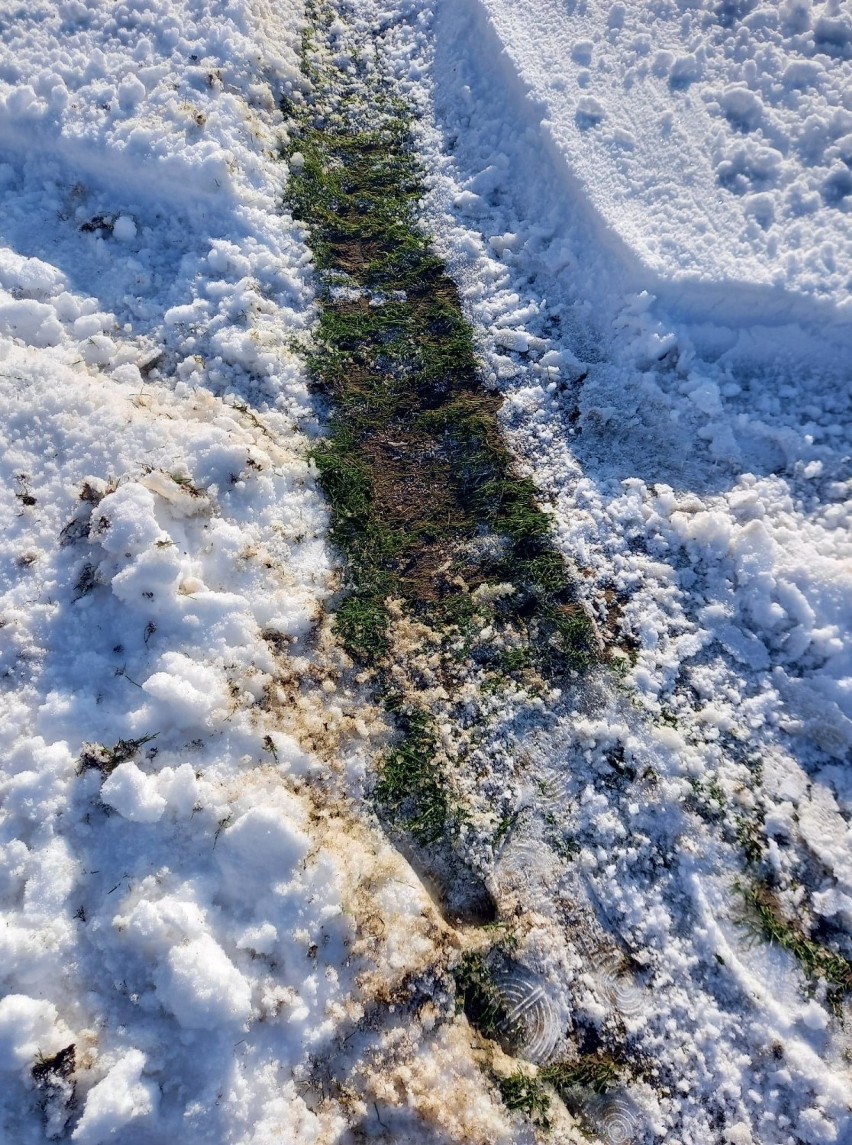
157 934 252 1029
237 923 278 955
494 328 530 352
669 54 702 88
0 299 62 347
687 378 722 416
799 999 829 1032
0 996 65 1071
730 520 777 582
575 96 605 127
779 675 852 761
118 76 145 108
91 483 167 556
797 1105 839 1145
711 620 770 670
101 762 166 824
142 653 227 732
0 252 65 298
798 784 852 883
719 86 763 132
813 887 852 928
112 215 137 241
215 804 310 897
72 1050 157 1143
156 764 198 817
80 335 117 366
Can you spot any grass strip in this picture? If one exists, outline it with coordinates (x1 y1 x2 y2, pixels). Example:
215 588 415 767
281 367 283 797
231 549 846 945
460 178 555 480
286 4 597 851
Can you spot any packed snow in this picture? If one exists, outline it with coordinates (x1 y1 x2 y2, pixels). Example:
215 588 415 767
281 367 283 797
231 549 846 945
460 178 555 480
464 0 852 323
1 0 850 1143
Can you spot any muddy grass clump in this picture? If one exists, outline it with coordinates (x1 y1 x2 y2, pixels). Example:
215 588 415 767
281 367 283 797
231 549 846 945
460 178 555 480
32 1044 76 1136
495 1070 552 1127
540 1055 622 1097
77 733 157 777
452 951 519 1044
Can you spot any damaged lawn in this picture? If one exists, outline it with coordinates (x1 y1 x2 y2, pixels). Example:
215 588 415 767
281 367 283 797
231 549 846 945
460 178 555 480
285 3 599 921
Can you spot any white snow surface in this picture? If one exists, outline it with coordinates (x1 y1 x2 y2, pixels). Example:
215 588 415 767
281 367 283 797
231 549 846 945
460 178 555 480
470 0 852 327
1 1 851 1144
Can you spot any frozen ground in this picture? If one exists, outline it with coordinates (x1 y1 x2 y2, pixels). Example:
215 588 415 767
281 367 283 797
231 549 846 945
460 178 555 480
1 1 851 1144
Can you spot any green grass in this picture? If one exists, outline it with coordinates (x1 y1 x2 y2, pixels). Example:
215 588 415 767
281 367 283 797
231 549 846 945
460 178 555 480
374 710 450 845
452 951 517 1042
492 1052 626 1130
736 878 852 1008
286 4 598 858
497 647 534 673
493 1054 625 1130
286 49 595 672
311 444 373 521
495 1071 551 1127
333 591 391 661
453 952 630 1127
735 814 766 865
541 1055 622 1096
687 777 726 822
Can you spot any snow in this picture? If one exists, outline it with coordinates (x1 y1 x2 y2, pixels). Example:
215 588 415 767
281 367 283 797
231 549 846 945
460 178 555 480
100 763 167 825
470 0 852 317
1 0 850 1142
70 1050 158 1145
0 997 69 1072
158 933 253 1029
361 0 852 1139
